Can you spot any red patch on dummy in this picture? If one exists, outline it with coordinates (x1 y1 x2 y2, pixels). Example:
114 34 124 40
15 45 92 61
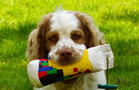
73 67 78 72
39 71 47 78
40 59 48 61
84 69 91 73
43 65 49 67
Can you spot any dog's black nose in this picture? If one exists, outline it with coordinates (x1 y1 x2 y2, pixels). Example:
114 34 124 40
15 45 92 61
60 49 72 58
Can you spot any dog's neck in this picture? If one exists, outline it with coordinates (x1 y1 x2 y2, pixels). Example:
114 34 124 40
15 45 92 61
54 76 84 90
53 74 98 90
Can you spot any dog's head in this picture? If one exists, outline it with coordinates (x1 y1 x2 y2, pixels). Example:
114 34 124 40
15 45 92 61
26 10 104 65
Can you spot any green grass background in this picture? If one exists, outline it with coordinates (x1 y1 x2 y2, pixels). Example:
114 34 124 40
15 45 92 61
0 0 138 90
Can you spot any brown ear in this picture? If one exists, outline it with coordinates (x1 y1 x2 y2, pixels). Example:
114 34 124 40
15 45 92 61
26 13 52 61
74 12 105 48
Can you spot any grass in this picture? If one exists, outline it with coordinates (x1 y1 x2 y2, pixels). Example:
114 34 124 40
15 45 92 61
0 0 138 90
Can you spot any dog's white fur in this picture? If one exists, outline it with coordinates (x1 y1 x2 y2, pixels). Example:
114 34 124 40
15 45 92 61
26 10 106 90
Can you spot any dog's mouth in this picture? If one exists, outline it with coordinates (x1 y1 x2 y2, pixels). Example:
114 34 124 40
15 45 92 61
50 52 82 65
56 57 80 65
48 47 85 65
62 77 78 84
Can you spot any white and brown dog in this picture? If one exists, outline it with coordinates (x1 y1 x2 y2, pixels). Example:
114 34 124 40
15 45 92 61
26 9 106 90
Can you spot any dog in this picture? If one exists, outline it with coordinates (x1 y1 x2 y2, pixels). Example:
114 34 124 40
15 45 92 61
26 9 106 90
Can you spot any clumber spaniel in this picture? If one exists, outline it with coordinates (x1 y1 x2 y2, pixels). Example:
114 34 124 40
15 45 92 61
26 9 106 90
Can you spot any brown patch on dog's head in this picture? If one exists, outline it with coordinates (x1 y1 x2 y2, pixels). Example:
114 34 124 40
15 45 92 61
37 14 53 59
46 31 59 51
26 13 53 61
74 12 105 48
71 29 86 44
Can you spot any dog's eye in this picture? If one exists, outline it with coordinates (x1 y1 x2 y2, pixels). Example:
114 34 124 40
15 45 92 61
48 35 58 44
72 34 81 40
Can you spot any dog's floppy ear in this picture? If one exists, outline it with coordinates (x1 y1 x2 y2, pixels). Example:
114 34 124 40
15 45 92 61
74 12 105 48
26 13 52 61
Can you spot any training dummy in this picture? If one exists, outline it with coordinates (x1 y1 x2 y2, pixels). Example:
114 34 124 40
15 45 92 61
27 44 114 88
